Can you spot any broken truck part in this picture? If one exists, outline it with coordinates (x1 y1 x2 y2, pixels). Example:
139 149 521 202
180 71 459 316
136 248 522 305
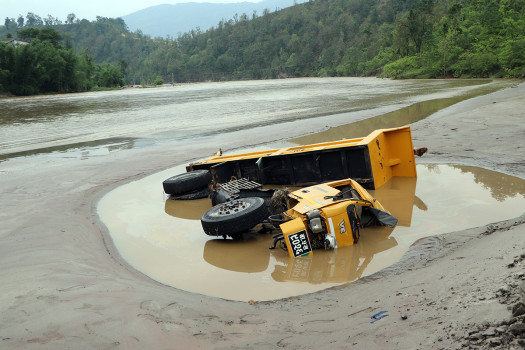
269 178 397 258
199 177 396 256
185 126 417 191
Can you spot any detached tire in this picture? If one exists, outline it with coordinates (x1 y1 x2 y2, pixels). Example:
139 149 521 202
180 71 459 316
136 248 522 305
163 170 211 195
201 197 269 237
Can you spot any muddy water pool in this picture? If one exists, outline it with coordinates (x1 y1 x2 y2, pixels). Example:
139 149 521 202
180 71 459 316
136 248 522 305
99 163 525 301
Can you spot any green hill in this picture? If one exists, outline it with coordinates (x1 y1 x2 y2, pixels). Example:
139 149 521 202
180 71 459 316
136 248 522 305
1 0 524 95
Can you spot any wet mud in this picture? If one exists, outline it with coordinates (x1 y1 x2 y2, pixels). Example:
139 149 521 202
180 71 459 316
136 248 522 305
99 163 525 301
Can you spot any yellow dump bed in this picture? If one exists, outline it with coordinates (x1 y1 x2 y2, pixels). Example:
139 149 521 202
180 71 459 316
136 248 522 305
188 126 416 190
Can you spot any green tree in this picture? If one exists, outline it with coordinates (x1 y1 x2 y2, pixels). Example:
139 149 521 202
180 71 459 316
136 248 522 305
10 44 38 95
67 13 76 25
36 28 63 47
76 49 95 90
18 28 40 41
499 39 525 77
406 0 435 56
25 12 43 27
0 44 15 92
1 1 523 87
153 75 164 85
95 64 125 87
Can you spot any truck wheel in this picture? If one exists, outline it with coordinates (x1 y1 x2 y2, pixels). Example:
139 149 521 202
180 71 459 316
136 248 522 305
174 187 210 200
201 197 269 237
163 170 211 195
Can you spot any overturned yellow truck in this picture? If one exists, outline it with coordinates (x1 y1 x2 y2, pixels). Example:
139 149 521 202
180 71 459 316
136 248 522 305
186 126 417 190
164 126 418 257
271 178 398 258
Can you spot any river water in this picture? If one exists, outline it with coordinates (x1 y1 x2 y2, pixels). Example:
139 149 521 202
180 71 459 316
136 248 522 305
0 78 511 159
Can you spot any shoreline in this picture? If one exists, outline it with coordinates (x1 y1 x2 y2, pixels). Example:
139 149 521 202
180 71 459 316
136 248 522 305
0 82 523 349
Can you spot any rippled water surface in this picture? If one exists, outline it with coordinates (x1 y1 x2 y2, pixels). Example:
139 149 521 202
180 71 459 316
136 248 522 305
0 78 510 157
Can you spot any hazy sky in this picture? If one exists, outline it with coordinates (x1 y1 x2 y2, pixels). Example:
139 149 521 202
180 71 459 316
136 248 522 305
3 0 260 22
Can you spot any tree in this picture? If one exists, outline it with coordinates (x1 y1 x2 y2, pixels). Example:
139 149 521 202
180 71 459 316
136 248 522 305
67 13 76 25
118 59 128 77
11 44 38 95
36 28 63 47
499 39 525 77
74 49 95 90
95 64 125 87
0 44 15 92
18 28 40 41
25 12 43 27
406 0 434 55
44 15 54 26
1 0 522 87
34 41 67 92
153 76 164 85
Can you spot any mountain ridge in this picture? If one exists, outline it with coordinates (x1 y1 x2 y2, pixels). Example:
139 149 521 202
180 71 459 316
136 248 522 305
121 0 308 38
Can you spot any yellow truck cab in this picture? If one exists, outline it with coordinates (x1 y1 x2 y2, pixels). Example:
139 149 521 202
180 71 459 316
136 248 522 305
275 178 397 258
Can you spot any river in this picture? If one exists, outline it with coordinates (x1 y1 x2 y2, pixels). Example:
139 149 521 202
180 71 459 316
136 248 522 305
0 77 510 160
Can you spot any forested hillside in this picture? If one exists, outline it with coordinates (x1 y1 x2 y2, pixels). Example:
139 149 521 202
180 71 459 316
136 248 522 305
0 26 125 95
1 0 524 95
122 0 308 38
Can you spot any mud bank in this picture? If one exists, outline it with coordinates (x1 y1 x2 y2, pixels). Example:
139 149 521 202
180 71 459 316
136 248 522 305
0 82 523 349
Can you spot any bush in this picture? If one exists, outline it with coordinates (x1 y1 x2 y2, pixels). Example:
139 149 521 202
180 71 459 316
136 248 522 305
153 76 164 85
452 51 500 78
499 39 525 77
380 56 421 78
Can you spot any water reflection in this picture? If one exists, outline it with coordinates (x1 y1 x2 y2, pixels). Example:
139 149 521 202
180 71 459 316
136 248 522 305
371 176 420 227
0 137 137 162
451 165 525 202
204 234 271 273
271 226 396 284
165 197 211 221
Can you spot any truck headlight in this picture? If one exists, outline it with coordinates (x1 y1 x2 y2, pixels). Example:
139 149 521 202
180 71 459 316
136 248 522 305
306 209 323 233
324 235 335 250
310 217 323 233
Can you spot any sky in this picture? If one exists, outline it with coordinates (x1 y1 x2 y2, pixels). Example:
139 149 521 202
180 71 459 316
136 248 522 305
2 0 261 22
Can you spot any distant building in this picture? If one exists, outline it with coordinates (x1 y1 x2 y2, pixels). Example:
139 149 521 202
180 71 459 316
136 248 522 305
5 39 30 47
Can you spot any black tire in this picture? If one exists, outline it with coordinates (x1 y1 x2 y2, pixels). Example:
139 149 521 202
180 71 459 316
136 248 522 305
173 187 210 200
162 170 211 195
201 197 269 237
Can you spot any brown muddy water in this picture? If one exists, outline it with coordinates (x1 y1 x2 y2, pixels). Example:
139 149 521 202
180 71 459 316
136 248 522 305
0 78 516 160
98 163 525 301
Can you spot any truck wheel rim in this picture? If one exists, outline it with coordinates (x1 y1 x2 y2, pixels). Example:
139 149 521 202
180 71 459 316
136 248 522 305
215 200 251 216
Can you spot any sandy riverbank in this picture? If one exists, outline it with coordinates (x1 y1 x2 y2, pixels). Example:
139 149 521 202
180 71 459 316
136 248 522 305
0 81 524 349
